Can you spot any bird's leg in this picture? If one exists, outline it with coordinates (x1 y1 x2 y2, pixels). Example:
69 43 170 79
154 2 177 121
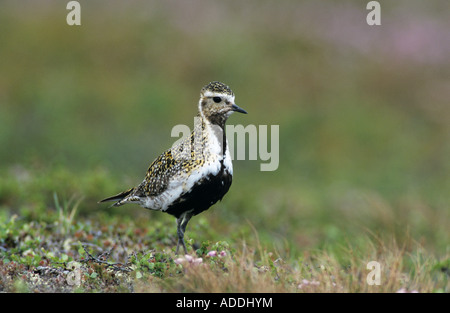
175 218 186 255
175 212 193 255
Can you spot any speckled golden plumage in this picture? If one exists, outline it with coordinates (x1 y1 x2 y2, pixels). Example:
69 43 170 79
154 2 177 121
136 118 208 198
202 81 234 96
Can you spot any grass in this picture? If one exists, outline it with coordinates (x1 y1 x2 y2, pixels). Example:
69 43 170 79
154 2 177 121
0 1 449 293
0 215 447 293
0 168 448 292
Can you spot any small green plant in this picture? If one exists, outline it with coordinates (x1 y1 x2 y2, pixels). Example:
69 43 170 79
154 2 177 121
53 193 81 236
130 250 179 280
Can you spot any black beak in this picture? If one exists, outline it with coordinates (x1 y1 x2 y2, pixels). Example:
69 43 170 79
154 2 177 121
232 103 248 114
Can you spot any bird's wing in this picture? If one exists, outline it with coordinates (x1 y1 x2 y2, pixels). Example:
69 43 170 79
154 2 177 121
135 132 199 197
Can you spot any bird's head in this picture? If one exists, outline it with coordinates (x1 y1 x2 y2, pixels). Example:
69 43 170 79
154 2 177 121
198 81 247 127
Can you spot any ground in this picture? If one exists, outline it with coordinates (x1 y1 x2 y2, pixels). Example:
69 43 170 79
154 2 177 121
0 167 448 292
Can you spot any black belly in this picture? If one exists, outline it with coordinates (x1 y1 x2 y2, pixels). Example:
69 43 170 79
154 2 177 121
165 170 232 219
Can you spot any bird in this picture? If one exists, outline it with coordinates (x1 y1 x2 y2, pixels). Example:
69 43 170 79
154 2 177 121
99 81 247 254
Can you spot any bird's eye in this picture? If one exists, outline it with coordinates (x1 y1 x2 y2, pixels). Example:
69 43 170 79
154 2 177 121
212 97 222 103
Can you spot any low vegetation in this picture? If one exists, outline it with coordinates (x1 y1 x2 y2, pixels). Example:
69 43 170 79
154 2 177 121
0 168 448 292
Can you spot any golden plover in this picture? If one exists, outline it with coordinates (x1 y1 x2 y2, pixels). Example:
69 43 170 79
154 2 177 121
100 81 247 254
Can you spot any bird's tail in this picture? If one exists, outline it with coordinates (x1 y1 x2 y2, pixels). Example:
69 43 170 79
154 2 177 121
98 188 135 207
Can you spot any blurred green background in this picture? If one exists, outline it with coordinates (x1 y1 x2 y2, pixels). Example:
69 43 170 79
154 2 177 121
0 1 448 257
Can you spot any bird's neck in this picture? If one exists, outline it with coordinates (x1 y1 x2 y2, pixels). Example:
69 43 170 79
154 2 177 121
195 112 228 160
198 111 228 130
